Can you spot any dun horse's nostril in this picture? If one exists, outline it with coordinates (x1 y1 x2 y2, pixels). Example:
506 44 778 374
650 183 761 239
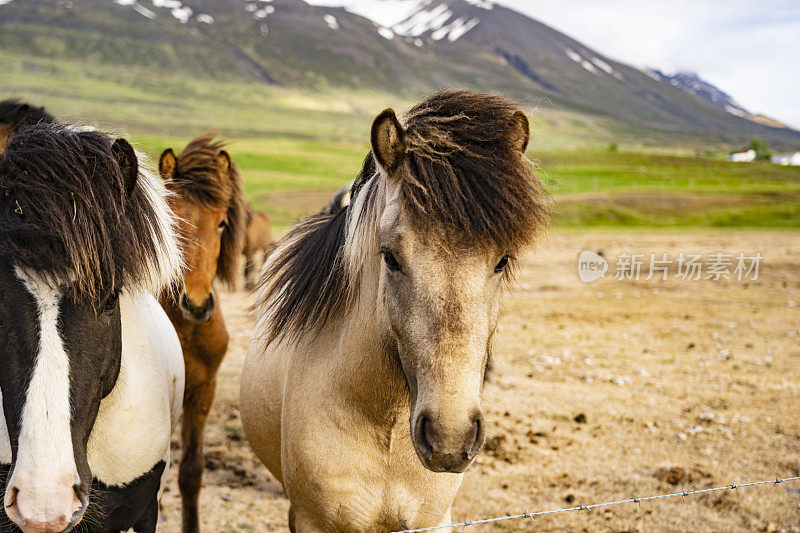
415 414 434 460
467 413 485 459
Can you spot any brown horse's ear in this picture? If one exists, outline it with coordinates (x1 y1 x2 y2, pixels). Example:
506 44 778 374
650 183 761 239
509 110 530 153
111 138 138 197
159 148 177 180
9 104 30 134
371 108 406 176
217 150 231 177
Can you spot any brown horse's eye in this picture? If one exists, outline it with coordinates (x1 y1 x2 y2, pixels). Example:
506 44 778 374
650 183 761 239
381 248 401 272
218 219 227 230
494 255 510 273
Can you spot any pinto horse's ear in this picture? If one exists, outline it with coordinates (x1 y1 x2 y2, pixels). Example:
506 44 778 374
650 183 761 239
509 110 530 154
217 150 231 178
159 148 177 180
111 138 138 197
371 108 406 176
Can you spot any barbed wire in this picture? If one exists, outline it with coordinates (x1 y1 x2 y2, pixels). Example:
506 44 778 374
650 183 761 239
395 475 800 532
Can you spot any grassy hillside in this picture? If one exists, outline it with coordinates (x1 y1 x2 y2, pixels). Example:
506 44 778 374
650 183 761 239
2 50 798 231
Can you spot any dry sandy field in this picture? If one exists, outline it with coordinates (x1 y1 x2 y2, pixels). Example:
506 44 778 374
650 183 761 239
157 231 800 532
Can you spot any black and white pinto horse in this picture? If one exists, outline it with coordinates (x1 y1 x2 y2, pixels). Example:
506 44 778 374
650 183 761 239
0 124 184 533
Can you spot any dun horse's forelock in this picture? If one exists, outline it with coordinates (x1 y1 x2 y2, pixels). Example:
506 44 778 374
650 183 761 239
256 90 548 347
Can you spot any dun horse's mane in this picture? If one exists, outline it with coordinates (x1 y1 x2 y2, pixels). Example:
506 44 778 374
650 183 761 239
167 131 246 286
256 90 548 347
0 123 182 298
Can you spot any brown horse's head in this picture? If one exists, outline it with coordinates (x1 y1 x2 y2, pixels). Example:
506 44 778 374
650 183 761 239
0 99 56 152
159 131 245 323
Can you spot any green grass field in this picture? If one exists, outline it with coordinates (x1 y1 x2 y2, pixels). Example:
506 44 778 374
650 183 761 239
3 51 799 231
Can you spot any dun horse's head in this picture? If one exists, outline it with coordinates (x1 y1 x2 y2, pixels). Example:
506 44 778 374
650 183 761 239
258 91 547 476
0 125 180 532
159 132 245 323
365 93 546 473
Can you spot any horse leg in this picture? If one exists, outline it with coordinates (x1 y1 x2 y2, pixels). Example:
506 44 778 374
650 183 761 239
179 373 217 533
131 492 160 533
288 505 296 533
243 252 255 292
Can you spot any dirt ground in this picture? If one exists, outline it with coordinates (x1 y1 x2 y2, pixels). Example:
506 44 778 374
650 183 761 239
157 231 800 532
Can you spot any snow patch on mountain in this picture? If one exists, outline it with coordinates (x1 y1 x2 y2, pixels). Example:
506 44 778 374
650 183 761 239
463 0 493 9
431 16 478 42
324 14 339 29
646 69 750 117
393 3 451 36
564 48 625 80
306 0 427 28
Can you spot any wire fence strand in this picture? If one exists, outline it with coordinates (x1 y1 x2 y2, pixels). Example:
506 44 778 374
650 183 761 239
395 475 800 532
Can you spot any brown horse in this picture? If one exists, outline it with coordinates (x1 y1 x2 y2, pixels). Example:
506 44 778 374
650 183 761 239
157 131 246 533
0 99 55 151
243 204 273 291
241 90 548 531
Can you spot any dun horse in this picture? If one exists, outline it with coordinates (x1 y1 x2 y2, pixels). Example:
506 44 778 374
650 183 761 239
0 99 55 152
158 132 245 533
242 205 273 291
241 90 547 531
0 124 184 532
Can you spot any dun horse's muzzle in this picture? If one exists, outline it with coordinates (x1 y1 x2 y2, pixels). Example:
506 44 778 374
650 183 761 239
180 292 215 323
412 409 485 473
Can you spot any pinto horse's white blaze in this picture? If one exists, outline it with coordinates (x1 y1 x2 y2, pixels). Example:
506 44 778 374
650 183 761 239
0 392 10 464
4 269 82 528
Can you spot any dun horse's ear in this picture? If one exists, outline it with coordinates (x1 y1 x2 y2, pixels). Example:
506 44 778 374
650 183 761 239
111 138 139 197
217 150 231 177
159 148 177 180
509 110 530 154
371 108 406 176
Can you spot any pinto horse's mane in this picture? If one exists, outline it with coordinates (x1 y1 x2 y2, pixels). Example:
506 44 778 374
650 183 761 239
256 90 549 347
165 131 246 286
0 123 182 299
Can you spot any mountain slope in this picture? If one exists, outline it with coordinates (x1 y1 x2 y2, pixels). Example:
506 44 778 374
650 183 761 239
0 0 797 149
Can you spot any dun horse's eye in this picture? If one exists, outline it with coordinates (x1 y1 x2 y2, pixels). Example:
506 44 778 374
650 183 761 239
494 255 510 273
104 290 120 312
381 248 401 272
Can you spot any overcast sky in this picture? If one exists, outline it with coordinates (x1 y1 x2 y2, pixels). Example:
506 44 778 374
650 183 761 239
500 0 800 128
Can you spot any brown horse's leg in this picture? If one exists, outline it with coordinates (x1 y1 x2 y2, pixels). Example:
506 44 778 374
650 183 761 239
243 252 255 292
288 505 296 533
179 374 217 533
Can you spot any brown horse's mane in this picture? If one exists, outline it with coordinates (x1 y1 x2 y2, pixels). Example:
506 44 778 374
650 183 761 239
0 123 181 299
166 131 246 286
257 90 549 347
